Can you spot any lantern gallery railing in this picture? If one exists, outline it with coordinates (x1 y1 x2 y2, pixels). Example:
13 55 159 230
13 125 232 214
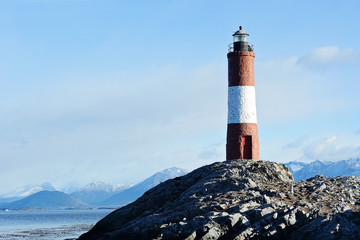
228 43 234 52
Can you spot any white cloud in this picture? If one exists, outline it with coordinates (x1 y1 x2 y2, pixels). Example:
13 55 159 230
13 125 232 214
297 46 358 67
198 142 224 160
298 135 360 162
270 133 360 164
256 56 342 123
256 47 360 164
0 62 228 193
2 45 360 193
284 135 309 149
303 135 337 158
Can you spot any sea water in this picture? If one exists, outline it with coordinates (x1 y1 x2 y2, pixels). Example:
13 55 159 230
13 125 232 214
0 209 114 240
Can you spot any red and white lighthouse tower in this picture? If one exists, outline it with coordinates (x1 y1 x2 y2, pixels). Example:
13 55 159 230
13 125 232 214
226 26 259 161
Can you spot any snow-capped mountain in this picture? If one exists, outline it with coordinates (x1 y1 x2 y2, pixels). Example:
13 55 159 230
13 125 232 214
100 167 189 206
285 161 307 172
71 182 133 205
61 186 80 194
0 191 88 210
78 182 132 192
0 167 188 207
136 167 189 191
285 158 360 181
0 182 57 203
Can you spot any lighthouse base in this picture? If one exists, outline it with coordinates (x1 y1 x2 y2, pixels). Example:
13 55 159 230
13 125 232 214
226 123 259 161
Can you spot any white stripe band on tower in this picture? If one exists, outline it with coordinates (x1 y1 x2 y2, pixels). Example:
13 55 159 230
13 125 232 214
228 86 257 124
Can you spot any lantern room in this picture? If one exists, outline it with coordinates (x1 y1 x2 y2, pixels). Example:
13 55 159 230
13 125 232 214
230 26 253 52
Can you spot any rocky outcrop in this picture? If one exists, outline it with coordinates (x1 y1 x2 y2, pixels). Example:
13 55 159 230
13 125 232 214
78 160 360 240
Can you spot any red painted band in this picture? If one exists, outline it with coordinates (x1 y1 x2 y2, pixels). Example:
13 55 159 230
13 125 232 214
226 123 259 160
227 51 255 87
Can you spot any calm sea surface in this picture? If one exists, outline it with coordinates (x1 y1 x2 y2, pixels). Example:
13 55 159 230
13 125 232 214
0 209 114 240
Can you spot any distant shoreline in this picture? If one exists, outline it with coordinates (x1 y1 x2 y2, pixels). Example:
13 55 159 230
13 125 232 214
0 207 118 211
0 209 113 240
0 224 93 240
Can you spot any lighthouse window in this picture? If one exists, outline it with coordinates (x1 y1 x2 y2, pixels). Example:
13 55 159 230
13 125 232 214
240 35 248 42
234 35 248 42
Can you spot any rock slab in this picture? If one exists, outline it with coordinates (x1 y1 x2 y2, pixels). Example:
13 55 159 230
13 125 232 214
78 160 360 240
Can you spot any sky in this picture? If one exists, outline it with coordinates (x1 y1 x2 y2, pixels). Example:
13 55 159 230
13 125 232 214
0 0 360 194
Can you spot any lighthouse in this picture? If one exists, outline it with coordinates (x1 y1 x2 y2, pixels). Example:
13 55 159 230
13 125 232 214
226 26 259 161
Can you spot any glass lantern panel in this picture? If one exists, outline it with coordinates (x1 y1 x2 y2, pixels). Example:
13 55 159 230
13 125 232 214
234 35 248 42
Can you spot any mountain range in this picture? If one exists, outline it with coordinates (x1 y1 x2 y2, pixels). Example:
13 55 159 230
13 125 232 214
100 167 188 206
0 182 57 203
0 167 188 210
2 159 359 210
0 191 89 210
70 182 133 205
284 158 360 181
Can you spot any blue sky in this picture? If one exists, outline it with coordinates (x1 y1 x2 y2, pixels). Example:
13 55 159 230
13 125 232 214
1 0 360 193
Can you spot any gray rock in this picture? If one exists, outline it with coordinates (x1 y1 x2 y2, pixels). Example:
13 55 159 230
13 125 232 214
78 160 360 240
258 206 275 217
284 210 297 226
228 213 241 227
